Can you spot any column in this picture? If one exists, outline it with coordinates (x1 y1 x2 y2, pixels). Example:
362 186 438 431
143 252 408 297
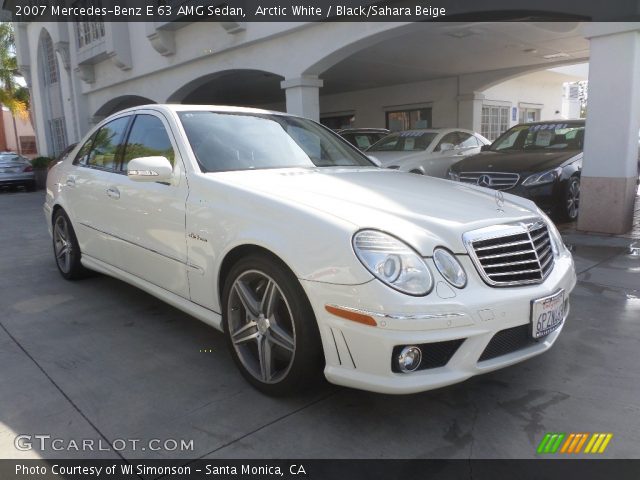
457 92 485 133
280 76 323 121
578 25 640 234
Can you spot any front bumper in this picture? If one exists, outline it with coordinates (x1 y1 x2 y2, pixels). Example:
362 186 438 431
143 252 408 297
505 182 561 214
0 172 34 186
301 250 576 394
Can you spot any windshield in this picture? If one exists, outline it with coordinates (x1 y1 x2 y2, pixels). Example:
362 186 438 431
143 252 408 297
178 111 374 172
0 155 21 163
491 123 585 152
368 131 438 152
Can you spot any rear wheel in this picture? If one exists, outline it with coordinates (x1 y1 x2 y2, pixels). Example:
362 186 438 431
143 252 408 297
410 169 424 175
222 254 323 395
52 210 89 280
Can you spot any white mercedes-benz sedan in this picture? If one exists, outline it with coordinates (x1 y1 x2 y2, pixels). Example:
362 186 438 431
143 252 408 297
366 128 490 178
45 105 576 395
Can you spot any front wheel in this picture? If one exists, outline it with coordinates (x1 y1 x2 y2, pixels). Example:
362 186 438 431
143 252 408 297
222 254 323 395
561 177 580 221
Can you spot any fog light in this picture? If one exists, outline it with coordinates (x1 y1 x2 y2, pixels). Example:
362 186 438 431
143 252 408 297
397 346 422 373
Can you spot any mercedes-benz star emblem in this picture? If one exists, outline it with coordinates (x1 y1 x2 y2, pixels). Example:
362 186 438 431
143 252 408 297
477 175 492 187
495 190 505 212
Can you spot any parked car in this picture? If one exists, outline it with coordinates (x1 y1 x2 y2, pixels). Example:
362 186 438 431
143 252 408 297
448 120 585 221
366 128 490 178
45 105 576 395
336 128 389 150
0 153 35 191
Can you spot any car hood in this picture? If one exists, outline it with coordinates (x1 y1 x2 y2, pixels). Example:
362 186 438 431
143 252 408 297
451 150 581 174
213 167 541 255
366 151 429 167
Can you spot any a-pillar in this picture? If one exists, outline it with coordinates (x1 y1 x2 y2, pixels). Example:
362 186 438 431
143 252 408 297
578 24 640 234
280 76 323 122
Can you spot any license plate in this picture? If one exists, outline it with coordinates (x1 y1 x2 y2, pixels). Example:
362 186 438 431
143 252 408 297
531 290 565 339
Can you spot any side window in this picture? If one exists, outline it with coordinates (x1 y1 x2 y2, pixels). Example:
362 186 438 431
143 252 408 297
121 115 176 171
436 132 460 151
87 117 130 170
457 132 478 148
74 134 96 165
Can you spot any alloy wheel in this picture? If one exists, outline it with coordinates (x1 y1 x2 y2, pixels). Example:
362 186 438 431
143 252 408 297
53 215 72 274
567 179 580 220
227 270 296 384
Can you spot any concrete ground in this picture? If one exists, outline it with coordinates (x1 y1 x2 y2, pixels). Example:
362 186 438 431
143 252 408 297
0 191 639 460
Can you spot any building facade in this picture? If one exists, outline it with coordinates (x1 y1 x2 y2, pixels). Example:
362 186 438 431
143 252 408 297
11 20 640 234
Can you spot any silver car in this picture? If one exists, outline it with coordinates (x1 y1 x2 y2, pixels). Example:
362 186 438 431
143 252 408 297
0 153 35 191
367 128 490 178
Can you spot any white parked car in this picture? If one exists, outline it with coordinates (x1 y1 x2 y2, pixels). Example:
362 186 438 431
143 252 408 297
367 128 490 178
45 105 576 395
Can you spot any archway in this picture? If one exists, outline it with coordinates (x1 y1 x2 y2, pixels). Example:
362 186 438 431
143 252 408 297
167 69 285 109
94 95 156 119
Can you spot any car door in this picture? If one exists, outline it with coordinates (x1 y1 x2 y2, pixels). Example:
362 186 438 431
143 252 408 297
63 115 131 264
105 111 190 299
422 132 465 178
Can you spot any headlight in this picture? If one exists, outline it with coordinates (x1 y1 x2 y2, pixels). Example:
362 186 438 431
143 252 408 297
522 167 562 187
353 230 433 296
433 248 467 288
448 170 460 181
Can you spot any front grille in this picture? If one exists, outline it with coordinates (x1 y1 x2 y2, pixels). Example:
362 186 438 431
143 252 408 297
458 171 520 190
391 339 464 372
479 324 545 362
464 221 554 287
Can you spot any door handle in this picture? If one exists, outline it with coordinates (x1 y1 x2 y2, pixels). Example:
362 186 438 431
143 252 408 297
106 187 120 199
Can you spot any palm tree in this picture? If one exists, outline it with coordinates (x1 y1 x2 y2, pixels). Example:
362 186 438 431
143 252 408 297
0 22 29 154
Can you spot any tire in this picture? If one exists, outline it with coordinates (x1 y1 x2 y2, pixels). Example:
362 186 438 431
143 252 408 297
52 210 90 280
560 176 580 221
410 169 424 175
25 181 36 192
222 253 323 396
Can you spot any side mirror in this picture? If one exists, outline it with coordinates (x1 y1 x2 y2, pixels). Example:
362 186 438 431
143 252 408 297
480 144 492 152
439 143 455 152
367 155 382 167
127 156 173 182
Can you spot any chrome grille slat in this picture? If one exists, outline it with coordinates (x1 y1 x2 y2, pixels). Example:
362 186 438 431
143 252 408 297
474 239 531 251
457 171 520 190
477 249 535 260
463 220 556 287
482 258 540 268
487 269 542 277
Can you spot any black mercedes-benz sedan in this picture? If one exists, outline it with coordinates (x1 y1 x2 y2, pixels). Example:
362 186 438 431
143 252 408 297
448 120 584 221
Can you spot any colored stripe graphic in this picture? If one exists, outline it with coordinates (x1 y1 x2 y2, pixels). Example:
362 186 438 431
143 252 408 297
537 433 565 453
541 433 613 454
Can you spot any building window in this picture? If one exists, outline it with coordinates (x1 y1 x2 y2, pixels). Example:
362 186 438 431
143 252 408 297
386 108 432 131
41 34 58 85
49 118 68 157
519 107 541 124
320 114 355 130
481 105 510 141
76 21 105 48
19 136 37 155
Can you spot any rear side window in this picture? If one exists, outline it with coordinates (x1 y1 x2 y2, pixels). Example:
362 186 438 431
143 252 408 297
74 134 96 165
120 115 175 171
86 117 130 170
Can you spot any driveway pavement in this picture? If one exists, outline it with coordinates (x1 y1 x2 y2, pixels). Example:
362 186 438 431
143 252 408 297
1 191 639 460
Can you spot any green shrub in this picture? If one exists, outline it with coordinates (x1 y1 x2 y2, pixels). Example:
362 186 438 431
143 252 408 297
31 156 53 169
